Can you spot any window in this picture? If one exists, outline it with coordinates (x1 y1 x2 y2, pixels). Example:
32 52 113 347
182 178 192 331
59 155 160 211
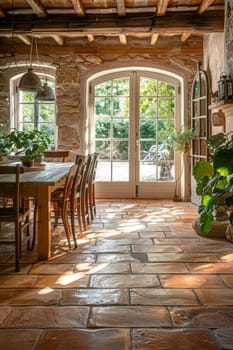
14 77 56 147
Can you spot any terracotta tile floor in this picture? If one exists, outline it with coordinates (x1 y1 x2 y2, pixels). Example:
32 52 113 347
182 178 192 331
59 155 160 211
0 199 233 349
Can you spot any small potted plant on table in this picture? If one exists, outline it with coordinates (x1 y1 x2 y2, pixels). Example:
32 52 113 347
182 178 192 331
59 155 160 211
1 130 51 167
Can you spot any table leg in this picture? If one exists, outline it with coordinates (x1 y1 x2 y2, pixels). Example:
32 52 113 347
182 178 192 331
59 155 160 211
37 186 51 260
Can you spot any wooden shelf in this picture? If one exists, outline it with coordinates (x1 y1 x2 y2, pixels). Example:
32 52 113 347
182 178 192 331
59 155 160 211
209 100 233 113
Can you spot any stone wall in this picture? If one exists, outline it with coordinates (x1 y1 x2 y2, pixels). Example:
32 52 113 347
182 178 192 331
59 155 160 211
0 37 202 152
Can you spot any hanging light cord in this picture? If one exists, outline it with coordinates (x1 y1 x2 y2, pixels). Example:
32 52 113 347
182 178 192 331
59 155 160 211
7 0 17 68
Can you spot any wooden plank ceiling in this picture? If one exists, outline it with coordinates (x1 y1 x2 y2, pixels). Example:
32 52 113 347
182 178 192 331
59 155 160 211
0 0 225 49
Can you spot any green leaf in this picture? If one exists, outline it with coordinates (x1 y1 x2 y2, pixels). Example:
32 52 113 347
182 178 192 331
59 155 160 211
200 212 214 233
229 212 233 225
201 194 212 206
201 194 217 208
207 132 226 149
214 149 233 175
193 161 214 181
216 177 228 189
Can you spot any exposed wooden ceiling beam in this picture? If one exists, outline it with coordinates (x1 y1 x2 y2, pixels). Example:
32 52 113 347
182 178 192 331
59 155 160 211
119 34 127 44
0 43 203 56
16 35 31 45
87 34 94 42
116 0 126 16
0 9 5 18
25 0 46 17
51 35 64 46
0 12 223 35
150 33 159 45
181 33 191 42
157 0 169 16
71 0 85 16
198 0 215 14
6 5 225 16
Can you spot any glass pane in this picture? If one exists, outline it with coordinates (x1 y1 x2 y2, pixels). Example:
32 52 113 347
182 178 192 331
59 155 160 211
200 118 207 137
158 98 175 117
140 98 157 118
193 77 200 99
95 119 110 138
113 119 129 138
158 162 174 181
158 81 175 96
140 141 156 161
113 78 129 96
20 104 34 122
113 97 129 117
20 91 35 102
95 97 111 117
39 104 55 122
140 78 157 96
19 123 34 132
96 161 111 181
140 120 156 139
193 101 200 117
140 163 157 181
95 81 112 96
112 141 128 160
112 162 129 181
200 72 207 96
95 140 110 159
39 124 55 146
157 119 175 139
200 98 207 116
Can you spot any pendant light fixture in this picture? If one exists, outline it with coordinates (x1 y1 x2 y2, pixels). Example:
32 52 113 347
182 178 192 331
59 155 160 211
35 77 55 101
18 37 42 92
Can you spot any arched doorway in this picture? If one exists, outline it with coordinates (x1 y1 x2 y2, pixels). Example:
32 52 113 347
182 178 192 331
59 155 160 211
86 66 184 199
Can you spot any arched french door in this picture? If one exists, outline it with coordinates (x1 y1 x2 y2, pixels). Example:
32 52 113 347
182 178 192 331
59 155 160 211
89 70 182 199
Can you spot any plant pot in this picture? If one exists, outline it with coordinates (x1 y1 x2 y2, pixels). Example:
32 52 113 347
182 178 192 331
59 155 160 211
192 217 228 239
21 158 34 167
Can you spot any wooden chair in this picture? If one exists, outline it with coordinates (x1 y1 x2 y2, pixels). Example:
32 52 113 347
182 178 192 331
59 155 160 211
70 155 87 245
88 152 99 221
51 164 78 248
43 150 70 162
0 165 31 272
70 154 93 238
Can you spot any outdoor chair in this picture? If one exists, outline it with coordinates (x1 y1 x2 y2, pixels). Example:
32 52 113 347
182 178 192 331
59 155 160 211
0 165 31 272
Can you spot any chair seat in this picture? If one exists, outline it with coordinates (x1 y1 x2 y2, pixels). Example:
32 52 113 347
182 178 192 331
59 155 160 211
0 207 29 221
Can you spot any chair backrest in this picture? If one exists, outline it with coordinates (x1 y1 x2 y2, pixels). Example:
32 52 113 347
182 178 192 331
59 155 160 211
88 152 99 186
71 155 87 199
43 150 70 162
62 164 79 202
0 165 24 220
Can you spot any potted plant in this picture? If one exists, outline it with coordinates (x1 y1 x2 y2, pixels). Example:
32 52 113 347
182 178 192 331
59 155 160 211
0 130 12 158
1 129 51 166
172 127 196 153
171 127 196 200
193 132 233 240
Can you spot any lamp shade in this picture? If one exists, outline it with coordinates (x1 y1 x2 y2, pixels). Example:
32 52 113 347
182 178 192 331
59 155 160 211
18 68 42 92
35 82 55 101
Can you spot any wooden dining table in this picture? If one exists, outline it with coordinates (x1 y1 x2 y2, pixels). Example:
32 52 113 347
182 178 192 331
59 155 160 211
0 162 72 260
